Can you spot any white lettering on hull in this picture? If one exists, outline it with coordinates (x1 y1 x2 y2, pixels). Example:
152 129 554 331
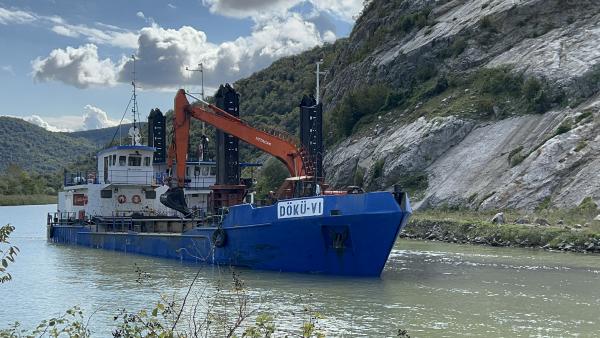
277 198 323 219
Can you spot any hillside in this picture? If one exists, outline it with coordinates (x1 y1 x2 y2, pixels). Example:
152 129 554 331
234 0 600 211
0 117 97 173
321 0 600 210
68 123 145 146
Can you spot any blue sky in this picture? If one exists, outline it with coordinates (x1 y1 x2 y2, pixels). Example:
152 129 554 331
0 0 359 131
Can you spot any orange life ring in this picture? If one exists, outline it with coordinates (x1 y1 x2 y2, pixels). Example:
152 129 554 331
117 195 126 204
132 195 142 204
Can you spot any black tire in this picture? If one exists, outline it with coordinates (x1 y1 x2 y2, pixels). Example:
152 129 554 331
211 228 227 248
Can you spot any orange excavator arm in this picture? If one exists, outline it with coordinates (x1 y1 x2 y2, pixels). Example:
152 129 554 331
169 89 311 188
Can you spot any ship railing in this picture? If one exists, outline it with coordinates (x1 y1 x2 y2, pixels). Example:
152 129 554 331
93 214 134 233
47 212 89 226
105 169 157 186
64 171 99 186
185 176 216 190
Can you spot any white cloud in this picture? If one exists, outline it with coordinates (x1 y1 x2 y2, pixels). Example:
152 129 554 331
6 105 126 132
1 65 14 75
49 23 138 49
203 0 300 19
23 115 71 132
114 14 331 89
168 3 177 9
52 25 79 37
310 0 363 22
0 7 36 25
82 104 121 130
202 0 363 22
32 44 122 88
0 5 138 49
136 11 145 19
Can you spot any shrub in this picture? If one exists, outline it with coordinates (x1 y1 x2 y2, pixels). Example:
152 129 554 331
474 68 522 95
508 146 525 167
476 97 495 115
531 89 551 113
522 77 542 101
554 120 572 136
372 159 385 179
449 37 467 56
415 62 437 82
330 84 391 138
574 140 587 152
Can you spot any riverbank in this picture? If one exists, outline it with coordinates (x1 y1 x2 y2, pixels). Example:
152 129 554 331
0 194 57 206
401 210 600 253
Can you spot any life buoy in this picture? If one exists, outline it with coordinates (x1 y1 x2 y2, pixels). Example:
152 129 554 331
132 195 142 204
211 228 227 248
117 195 126 204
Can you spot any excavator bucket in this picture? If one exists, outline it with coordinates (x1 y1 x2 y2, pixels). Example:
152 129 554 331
160 187 190 215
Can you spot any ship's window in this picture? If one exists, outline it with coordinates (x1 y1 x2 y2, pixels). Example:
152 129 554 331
186 166 190 176
104 156 109 167
128 155 142 166
119 156 126 166
101 189 112 198
144 156 151 166
209 166 216 176
194 166 200 176
108 156 112 166
112 154 117 165
201 166 209 176
145 190 156 199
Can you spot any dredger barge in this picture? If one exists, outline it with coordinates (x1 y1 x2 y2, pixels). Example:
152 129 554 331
47 82 411 276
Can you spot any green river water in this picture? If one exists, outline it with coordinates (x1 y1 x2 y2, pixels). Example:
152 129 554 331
1 204 599 337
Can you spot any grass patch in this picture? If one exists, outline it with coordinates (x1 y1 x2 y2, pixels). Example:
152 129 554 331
574 140 587 152
554 119 572 136
0 194 57 206
507 146 525 167
404 207 600 251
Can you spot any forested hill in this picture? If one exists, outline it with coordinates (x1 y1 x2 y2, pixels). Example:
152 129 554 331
0 117 97 173
234 40 346 136
68 123 145 146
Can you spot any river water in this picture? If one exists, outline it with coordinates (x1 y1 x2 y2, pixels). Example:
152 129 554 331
1 204 599 337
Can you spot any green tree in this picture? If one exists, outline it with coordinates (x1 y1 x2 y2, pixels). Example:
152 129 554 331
255 157 289 199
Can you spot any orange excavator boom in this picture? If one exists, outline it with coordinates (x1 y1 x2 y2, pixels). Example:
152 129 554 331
169 89 312 188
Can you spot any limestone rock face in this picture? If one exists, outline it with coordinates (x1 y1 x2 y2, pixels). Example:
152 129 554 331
320 0 600 210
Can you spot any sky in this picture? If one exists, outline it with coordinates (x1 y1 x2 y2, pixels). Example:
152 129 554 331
0 0 361 132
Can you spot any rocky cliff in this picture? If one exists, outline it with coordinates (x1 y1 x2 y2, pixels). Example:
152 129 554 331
321 0 600 210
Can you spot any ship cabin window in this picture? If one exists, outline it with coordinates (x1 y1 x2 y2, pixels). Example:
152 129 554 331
128 155 142 166
186 166 190 176
108 156 112 166
119 156 126 166
201 166 209 176
144 156 151 166
112 154 117 165
209 166 216 176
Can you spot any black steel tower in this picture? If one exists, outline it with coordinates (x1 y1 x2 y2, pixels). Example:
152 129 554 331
147 108 166 163
214 84 240 185
299 95 323 179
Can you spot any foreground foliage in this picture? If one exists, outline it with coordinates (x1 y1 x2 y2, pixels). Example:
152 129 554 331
0 224 19 283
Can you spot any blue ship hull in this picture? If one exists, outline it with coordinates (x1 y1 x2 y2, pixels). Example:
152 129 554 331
49 192 411 276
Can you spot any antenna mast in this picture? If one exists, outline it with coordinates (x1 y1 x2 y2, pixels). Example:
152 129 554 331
315 59 326 104
131 55 141 145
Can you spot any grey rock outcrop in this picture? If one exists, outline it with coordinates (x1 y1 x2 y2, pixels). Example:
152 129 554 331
321 0 600 210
